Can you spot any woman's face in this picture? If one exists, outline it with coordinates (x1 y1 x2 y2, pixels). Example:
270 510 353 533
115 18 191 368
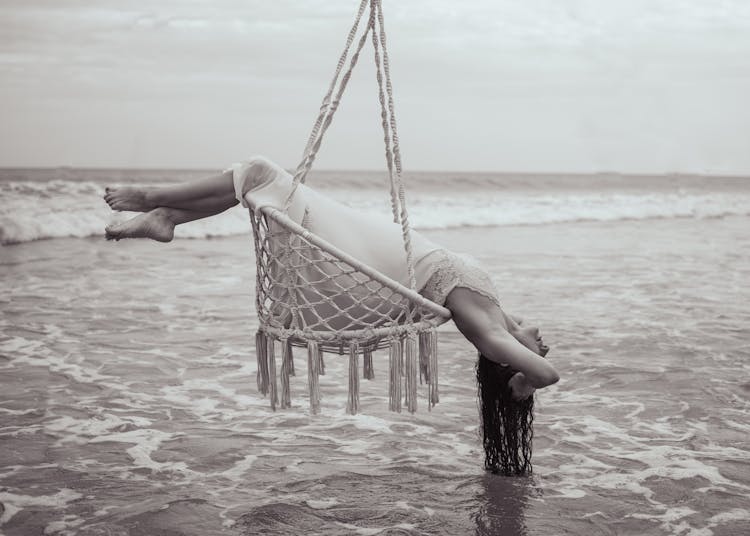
514 324 550 357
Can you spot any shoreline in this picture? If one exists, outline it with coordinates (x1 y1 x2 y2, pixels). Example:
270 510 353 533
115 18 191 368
2 212 749 249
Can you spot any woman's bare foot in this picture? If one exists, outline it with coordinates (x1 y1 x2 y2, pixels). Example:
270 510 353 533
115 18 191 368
105 209 175 242
104 187 155 212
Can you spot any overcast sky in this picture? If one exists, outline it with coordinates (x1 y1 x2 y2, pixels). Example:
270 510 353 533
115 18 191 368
1 0 749 173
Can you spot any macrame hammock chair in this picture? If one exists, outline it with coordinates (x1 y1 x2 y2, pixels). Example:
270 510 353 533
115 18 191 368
248 0 451 415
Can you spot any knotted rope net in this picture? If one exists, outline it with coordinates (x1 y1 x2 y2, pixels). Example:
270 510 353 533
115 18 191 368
250 0 451 415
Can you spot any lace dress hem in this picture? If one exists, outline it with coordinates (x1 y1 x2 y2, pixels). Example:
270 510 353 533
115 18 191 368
418 249 501 308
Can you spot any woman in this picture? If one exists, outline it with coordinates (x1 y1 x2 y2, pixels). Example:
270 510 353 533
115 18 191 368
104 156 559 475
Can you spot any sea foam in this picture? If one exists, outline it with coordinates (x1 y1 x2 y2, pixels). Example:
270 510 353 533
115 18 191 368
2 172 749 245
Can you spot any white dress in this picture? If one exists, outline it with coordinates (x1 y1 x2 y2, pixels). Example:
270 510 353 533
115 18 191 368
229 156 500 308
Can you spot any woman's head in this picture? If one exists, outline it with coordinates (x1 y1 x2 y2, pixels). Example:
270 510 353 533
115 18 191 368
476 354 535 476
512 321 550 357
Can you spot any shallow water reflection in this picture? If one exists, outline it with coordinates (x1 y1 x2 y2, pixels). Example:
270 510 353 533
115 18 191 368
472 475 531 536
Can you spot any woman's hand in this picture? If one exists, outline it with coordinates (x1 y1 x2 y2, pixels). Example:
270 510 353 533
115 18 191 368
508 372 536 401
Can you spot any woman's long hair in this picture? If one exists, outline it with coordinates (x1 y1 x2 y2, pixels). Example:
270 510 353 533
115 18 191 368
476 354 534 476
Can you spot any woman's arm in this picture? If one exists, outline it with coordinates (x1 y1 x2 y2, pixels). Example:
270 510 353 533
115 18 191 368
446 288 559 389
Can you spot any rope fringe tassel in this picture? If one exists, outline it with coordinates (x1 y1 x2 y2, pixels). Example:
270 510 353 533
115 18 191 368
363 348 375 380
404 334 418 413
280 338 292 409
254 331 438 413
347 342 360 415
429 330 439 408
287 339 295 377
307 341 321 414
267 338 278 410
388 338 403 412
318 346 326 376
255 330 269 396
419 331 429 384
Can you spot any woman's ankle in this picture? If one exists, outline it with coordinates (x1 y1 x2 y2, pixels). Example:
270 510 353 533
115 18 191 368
142 189 158 209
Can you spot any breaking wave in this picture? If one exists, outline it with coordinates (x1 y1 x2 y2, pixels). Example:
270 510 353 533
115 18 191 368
2 171 749 245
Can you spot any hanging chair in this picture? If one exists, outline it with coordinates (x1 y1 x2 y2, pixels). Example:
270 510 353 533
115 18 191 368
248 0 452 415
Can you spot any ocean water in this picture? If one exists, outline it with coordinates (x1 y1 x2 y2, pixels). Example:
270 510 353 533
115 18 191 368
1 167 749 245
1 168 749 535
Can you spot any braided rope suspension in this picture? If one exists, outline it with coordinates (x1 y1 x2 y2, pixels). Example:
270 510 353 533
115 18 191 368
370 0 417 293
283 2 375 210
282 0 417 293
301 0 369 159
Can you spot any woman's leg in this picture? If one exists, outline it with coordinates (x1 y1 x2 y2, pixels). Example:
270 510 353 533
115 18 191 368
104 170 238 214
105 205 233 242
103 168 242 241
445 288 559 389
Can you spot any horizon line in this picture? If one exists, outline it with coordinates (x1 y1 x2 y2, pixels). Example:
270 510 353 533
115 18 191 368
0 165 748 180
